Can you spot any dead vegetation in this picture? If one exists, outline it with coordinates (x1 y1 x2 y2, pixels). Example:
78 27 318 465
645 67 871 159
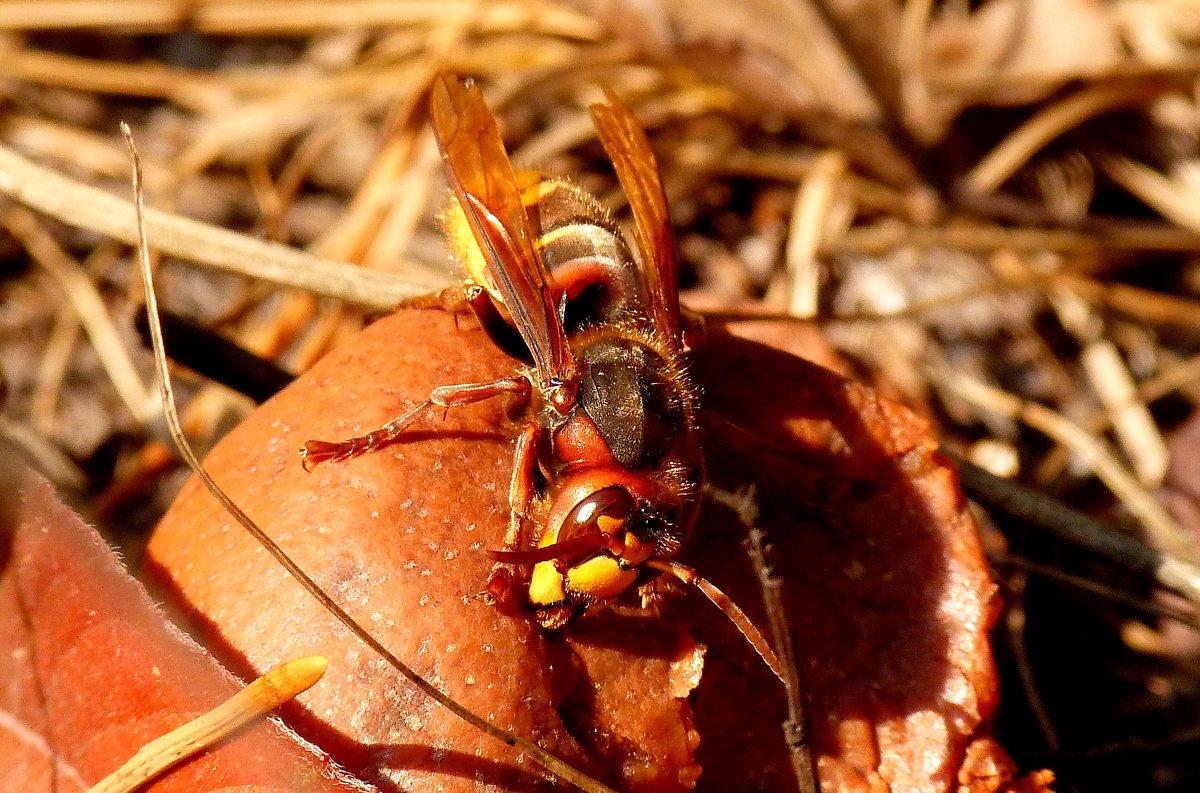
4 1 1200 791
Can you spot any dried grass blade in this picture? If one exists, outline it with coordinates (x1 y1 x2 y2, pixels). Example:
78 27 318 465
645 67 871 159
4 207 154 423
931 365 1195 564
0 142 425 310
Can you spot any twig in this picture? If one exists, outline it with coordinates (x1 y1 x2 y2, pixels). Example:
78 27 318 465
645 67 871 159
1037 350 1200 482
931 366 1195 562
0 0 601 38
895 0 934 141
991 552 1200 632
784 150 847 319
194 0 603 40
0 415 87 491
132 308 295 405
1047 283 1167 486
704 483 818 793
748 526 818 793
928 53 1200 95
951 454 1200 607
1058 273 1200 333
0 1 182 30
835 218 1200 257
1035 724 1200 768
1099 152 1200 235
308 69 434 264
804 0 922 166
30 309 81 434
999 570 1062 752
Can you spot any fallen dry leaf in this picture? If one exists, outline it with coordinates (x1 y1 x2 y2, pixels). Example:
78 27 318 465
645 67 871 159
571 0 882 122
0 472 364 793
921 0 1123 138
569 0 919 185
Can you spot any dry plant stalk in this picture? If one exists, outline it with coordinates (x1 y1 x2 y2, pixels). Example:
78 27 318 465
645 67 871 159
86 656 329 793
0 143 424 310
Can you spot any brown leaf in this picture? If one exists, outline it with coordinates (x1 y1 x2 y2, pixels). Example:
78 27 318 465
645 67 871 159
145 306 1028 792
572 0 882 122
921 0 1122 138
0 471 364 793
568 0 920 186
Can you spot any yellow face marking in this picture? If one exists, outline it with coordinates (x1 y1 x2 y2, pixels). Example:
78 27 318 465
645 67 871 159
565 556 638 601
620 535 653 567
596 514 624 535
529 560 567 607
